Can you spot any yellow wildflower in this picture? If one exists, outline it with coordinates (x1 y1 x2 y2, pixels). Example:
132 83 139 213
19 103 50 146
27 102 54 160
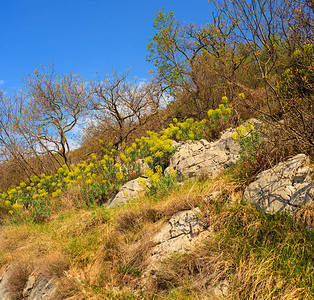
116 171 123 181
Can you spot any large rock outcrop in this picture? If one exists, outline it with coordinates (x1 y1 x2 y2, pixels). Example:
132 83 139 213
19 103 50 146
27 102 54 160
164 129 240 180
107 177 149 208
244 154 313 214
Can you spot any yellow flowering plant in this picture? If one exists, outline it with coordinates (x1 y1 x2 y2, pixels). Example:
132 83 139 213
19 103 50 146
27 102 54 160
232 118 266 184
207 96 233 130
0 99 233 222
143 165 178 196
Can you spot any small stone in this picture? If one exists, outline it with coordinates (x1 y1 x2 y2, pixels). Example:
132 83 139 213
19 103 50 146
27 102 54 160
107 177 149 208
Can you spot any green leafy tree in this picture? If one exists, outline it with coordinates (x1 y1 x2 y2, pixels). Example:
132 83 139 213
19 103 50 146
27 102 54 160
147 8 250 119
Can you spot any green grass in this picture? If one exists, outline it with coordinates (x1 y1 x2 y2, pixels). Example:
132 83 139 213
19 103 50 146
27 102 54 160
0 171 313 299
150 184 314 299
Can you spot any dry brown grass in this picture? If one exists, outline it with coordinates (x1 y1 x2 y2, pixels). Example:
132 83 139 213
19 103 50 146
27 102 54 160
115 206 162 234
0 172 312 299
295 205 314 231
2 248 68 299
0 225 32 255
227 256 305 300
7 261 33 300
55 210 108 238
55 186 82 211
150 241 232 295
0 214 72 297
34 252 69 278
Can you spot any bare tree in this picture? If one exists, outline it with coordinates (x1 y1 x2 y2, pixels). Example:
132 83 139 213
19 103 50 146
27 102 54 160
21 65 92 168
90 71 162 149
0 66 92 187
212 0 314 147
0 92 40 188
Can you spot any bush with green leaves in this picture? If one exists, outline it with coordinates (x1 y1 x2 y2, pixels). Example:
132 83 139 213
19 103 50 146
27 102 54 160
138 166 178 197
207 96 233 129
232 119 267 184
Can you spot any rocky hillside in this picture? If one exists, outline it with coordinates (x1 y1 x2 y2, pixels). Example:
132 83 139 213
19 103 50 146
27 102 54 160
0 117 313 299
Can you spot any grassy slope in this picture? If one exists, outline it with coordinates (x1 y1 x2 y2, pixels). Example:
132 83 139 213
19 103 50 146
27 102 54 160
0 167 313 299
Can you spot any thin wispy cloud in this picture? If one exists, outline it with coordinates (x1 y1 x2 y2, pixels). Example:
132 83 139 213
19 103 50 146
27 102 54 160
0 80 5 85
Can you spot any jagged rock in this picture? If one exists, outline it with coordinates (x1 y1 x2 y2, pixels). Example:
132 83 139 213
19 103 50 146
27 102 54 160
152 208 207 258
209 279 230 298
0 266 57 300
107 177 149 208
23 273 57 300
164 119 263 180
141 208 211 289
164 128 240 179
171 140 183 148
0 265 13 300
244 154 313 214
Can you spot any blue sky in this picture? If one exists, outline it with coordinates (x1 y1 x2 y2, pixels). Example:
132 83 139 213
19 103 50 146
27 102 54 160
0 0 214 94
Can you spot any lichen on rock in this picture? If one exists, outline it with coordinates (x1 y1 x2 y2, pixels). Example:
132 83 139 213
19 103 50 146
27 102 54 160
244 154 313 214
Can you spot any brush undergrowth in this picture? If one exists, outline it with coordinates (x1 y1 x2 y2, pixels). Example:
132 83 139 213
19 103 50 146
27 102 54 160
0 174 312 299
0 97 313 299
0 97 232 223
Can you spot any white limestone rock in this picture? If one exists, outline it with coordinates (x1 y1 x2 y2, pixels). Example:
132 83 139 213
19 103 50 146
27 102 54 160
0 265 13 300
164 128 240 179
23 273 57 300
244 154 313 214
152 208 206 257
107 177 149 208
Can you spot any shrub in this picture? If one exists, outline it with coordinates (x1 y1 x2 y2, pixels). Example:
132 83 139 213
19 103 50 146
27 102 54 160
232 119 267 185
0 99 233 222
141 166 178 197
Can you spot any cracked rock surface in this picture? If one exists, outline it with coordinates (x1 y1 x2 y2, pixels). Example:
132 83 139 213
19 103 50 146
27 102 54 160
142 208 211 289
151 207 207 258
164 128 240 180
107 177 149 208
23 272 57 300
244 154 313 214
0 266 57 300
0 265 13 300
